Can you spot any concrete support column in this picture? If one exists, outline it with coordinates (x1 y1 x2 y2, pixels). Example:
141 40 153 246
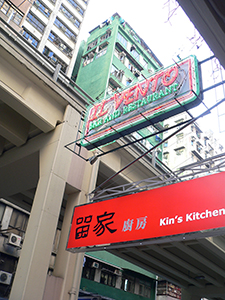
94 269 101 283
181 288 201 300
53 191 85 300
9 106 81 300
52 156 100 299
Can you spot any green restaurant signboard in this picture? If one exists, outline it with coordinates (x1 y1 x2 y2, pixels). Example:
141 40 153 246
82 55 201 150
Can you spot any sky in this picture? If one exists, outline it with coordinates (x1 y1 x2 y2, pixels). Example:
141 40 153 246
80 0 210 66
79 0 225 143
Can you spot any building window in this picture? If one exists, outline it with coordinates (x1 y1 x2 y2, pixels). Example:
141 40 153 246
111 65 124 81
21 29 39 47
128 62 135 72
9 209 29 234
96 46 107 59
0 0 10 14
48 31 73 56
128 62 140 77
54 17 76 41
196 130 201 139
26 12 45 33
33 0 51 17
175 147 185 156
107 84 118 95
82 257 95 281
175 118 184 129
204 137 208 146
126 77 132 86
43 47 68 72
155 135 162 142
12 11 23 25
164 124 169 133
66 0 84 15
117 32 127 48
163 152 169 160
87 39 98 51
196 142 202 153
100 270 116 287
83 54 94 66
122 276 135 293
59 5 80 28
130 45 139 61
142 59 148 69
100 29 111 42
176 133 183 144
139 282 151 298
114 48 126 63
0 0 23 25
164 141 168 148
208 144 214 156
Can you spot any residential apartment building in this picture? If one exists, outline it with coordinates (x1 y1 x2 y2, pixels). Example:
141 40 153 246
162 112 224 171
74 13 162 100
0 0 89 76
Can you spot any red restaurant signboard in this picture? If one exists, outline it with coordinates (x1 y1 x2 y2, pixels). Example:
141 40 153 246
67 172 225 251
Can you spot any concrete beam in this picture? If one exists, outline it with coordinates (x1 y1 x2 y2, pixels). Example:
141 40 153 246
0 135 5 155
0 82 62 133
0 103 30 146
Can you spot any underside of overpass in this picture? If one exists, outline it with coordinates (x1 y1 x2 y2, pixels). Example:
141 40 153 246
107 230 225 300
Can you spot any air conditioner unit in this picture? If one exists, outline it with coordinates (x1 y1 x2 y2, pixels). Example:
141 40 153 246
134 70 140 77
7 233 22 247
114 269 122 276
88 52 95 59
0 271 12 285
92 262 99 268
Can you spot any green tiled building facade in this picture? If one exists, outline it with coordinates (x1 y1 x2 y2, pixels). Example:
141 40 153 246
74 13 162 100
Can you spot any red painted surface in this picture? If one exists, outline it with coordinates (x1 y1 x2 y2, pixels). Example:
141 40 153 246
67 172 225 249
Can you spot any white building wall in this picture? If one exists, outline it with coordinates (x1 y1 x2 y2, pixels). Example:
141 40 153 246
19 0 89 76
162 112 223 171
